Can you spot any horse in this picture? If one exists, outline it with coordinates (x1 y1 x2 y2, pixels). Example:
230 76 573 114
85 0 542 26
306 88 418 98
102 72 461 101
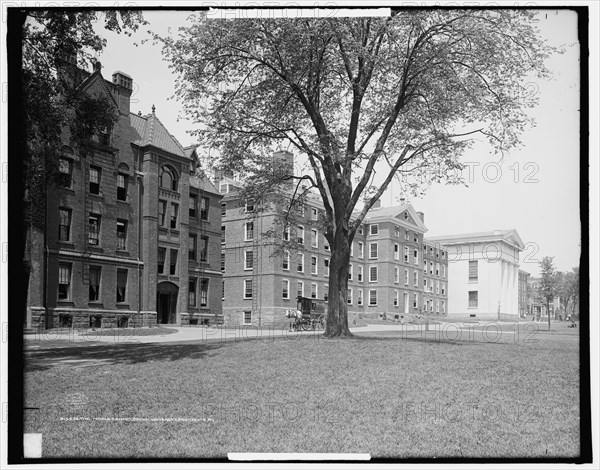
285 308 304 331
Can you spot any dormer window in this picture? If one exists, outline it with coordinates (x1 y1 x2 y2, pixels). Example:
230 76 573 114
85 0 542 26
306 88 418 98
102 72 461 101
160 166 178 191
98 125 112 146
404 211 409 220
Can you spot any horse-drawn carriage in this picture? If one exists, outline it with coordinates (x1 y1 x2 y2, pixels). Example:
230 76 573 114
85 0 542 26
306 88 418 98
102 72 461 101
286 296 327 331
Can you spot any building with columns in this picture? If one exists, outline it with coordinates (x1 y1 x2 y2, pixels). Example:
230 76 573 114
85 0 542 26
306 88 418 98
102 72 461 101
26 64 222 329
426 230 524 320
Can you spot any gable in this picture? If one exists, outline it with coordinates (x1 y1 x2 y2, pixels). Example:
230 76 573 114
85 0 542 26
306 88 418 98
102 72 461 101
77 73 119 109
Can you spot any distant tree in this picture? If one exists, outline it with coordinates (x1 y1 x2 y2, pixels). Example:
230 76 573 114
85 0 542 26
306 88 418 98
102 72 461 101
538 257 559 330
18 10 146 314
157 11 553 337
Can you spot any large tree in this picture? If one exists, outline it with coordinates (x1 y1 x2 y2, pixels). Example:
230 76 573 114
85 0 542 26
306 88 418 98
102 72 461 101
18 10 145 317
157 10 552 337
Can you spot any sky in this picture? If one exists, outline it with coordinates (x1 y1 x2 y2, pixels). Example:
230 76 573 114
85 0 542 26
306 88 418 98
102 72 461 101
93 8 585 277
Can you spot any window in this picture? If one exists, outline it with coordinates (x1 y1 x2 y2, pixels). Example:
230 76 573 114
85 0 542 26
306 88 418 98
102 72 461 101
189 234 197 261
220 183 229 194
311 256 318 275
243 310 252 325
311 283 317 299
404 269 409 285
430 261 434 275
297 281 304 298
282 251 290 270
117 173 128 201
245 250 254 270
117 220 127 250
424 279 428 291
442 265 446 278
59 208 71 241
89 266 101 301
414 233 418 243
369 243 378 259
170 249 178 275
158 200 167 226
469 291 478 308
347 288 353 305
88 214 101 245
221 225 225 244
311 229 318 248
424 260 427 272
158 247 166 274
298 202 305 217
404 211 409 220
324 258 330 277
297 253 304 272
324 240 330 251
189 194 197 218
324 285 329 302
170 203 178 229
282 279 290 299
413 293 418 308
394 267 400 283
222 280 225 300
394 291 399 307
358 225 364 235
370 224 378 235
469 260 478 281
436 263 440 276
442 250 446 259
394 244 399 260
200 236 209 262
200 197 209 220
369 266 378 282
221 202 227 216
348 263 353 281
442 283 446 295
245 222 254 241
405 229 409 240
358 242 364 259
189 278 197 306
98 125 111 146
413 271 419 286
350 243 354 257
311 208 318 220
413 249 419 265
283 223 290 241
221 251 225 272
436 299 440 313
369 290 377 306
59 158 73 188
404 246 409 263
244 280 253 299
245 200 255 212
358 265 363 282
395 226 400 237
442 300 446 313
89 166 101 195
200 279 209 307
436 281 440 295
357 289 363 306
297 225 304 244
117 269 127 303
160 166 177 191
58 263 71 299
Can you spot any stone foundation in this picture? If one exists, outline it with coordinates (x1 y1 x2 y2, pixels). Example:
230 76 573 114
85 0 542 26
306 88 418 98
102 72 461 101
32 308 158 329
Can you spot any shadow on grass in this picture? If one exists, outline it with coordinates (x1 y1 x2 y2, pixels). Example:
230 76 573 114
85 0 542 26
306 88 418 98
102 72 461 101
25 341 224 372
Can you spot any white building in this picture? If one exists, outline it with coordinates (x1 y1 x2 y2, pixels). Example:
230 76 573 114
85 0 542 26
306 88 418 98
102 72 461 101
426 229 524 320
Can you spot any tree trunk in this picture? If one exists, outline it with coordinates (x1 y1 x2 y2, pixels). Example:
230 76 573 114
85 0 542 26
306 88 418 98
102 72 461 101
547 301 551 331
324 227 352 338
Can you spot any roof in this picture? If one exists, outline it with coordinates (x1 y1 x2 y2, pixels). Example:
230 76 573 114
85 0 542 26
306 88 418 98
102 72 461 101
364 204 428 232
183 145 197 160
130 112 187 158
190 173 220 195
426 229 525 250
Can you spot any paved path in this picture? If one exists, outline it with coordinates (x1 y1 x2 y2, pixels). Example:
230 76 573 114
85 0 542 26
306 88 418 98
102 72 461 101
24 320 562 347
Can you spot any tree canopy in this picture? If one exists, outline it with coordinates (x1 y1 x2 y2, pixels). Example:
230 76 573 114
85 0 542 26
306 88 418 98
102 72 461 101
157 10 553 336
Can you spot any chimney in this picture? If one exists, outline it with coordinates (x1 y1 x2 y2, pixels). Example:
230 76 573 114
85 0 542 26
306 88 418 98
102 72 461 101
273 150 294 188
417 211 425 223
93 61 102 73
111 71 133 115
399 197 406 205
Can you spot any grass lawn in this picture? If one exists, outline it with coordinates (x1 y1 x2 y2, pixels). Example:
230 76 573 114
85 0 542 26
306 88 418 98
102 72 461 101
24 327 580 459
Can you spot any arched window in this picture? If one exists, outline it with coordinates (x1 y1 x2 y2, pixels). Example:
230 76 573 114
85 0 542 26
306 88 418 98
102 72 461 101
160 165 178 191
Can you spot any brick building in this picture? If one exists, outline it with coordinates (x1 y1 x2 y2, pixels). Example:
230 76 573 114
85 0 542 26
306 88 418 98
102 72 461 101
219 151 448 327
26 65 222 329
518 269 531 318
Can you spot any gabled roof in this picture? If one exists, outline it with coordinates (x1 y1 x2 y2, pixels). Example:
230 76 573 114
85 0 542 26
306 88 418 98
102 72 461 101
426 229 525 250
363 204 428 232
190 173 220 195
75 70 119 109
130 112 187 158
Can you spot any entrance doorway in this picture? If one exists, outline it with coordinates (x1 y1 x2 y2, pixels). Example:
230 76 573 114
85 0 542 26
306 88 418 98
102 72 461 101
157 282 179 324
